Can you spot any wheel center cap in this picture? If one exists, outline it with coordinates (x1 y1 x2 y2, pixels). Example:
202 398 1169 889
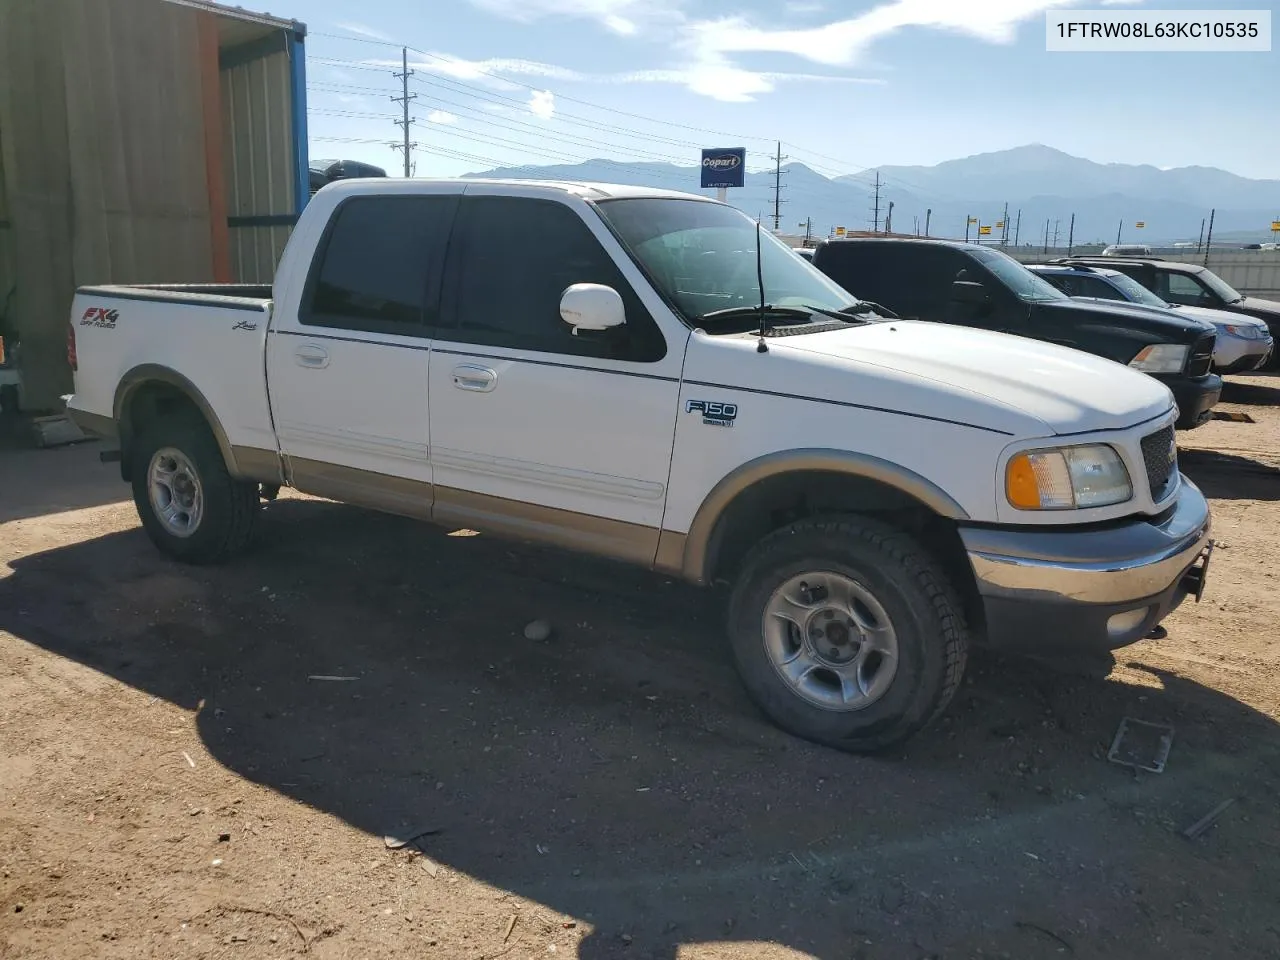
808 610 860 665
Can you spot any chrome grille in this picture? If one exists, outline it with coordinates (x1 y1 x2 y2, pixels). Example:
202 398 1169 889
1187 334 1214 377
1140 424 1177 501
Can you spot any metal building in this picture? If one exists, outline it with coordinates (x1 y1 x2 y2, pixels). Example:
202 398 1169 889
0 0 308 413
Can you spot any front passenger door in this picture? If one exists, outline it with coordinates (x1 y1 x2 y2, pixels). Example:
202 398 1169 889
426 192 685 566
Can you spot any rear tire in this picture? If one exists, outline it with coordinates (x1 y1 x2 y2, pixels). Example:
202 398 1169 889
130 412 259 564
727 515 969 753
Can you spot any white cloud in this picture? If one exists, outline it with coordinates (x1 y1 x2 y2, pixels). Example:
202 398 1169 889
335 21 393 42
427 110 458 124
466 0 675 35
528 89 556 119
1100 0 1146 5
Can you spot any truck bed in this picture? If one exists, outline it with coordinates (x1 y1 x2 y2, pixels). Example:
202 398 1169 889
78 283 273 308
66 283 279 468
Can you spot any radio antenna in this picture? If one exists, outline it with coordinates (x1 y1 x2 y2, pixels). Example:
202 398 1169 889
755 220 769 353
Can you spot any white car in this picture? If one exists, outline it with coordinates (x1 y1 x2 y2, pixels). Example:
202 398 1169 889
64 179 1213 752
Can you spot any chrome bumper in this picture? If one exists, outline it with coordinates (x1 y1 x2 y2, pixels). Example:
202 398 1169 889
961 480 1210 605
959 481 1212 649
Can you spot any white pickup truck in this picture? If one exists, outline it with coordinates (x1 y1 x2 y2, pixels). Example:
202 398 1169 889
65 179 1213 751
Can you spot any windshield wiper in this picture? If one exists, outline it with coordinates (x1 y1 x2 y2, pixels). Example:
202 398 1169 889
834 300 900 320
697 305 815 325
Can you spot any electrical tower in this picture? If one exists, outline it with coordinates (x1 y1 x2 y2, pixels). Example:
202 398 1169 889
771 142 788 232
870 172 883 232
391 47 418 178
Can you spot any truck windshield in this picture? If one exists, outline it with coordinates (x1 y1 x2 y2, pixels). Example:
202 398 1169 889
594 198 859 327
1196 268 1244 304
967 247 1067 302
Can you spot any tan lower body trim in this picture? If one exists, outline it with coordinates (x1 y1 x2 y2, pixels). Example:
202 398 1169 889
230 445 285 485
285 458 665 569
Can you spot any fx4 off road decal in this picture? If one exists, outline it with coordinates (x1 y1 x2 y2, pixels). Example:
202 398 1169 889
686 399 738 427
80 307 119 329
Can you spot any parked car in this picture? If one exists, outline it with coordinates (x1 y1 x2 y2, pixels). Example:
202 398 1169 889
64 180 1213 752
810 238 1221 429
1027 263 1273 374
1059 256 1280 369
1242 243 1277 251
1102 244 1153 257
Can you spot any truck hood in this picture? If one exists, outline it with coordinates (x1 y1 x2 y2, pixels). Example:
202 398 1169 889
1034 297 1213 340
779 320 1173 435
1239 296 1280 320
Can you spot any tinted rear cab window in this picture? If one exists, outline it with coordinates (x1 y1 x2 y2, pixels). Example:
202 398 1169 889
302 195 459 336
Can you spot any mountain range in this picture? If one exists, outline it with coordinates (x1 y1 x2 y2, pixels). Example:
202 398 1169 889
466 145 1280 245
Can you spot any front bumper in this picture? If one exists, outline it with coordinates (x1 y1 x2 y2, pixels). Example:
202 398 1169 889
1213 335 1274 375
1162 373 1222 429
960 479 1212 652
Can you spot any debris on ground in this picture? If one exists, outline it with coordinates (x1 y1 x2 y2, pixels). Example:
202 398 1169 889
384 826 441 849
1182 798 1238 839
523 619 553 641
503 914 518 942
1106 717 1174 773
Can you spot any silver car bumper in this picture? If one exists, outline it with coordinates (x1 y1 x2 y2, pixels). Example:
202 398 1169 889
960 479 1212 650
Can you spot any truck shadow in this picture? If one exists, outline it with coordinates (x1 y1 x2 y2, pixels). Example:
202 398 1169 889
2 499 1279 958
1178 450 1280 502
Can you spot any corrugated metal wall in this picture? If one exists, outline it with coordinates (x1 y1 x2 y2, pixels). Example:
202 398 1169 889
0 0 216 410
0 0 304 410
222 48 298 284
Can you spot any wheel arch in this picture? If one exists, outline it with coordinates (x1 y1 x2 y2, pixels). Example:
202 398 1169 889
113 365 240 481
667 449 972 587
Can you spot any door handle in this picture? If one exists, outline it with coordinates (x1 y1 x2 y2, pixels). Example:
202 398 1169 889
452 364 497 392
296 345 330 369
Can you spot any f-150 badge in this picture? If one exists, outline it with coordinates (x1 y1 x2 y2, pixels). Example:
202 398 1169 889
686 399 737 427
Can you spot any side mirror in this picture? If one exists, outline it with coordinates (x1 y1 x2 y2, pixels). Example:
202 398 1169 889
951 280 989 305
560 283 626 334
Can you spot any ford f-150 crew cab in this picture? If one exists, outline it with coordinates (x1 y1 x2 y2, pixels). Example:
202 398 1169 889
64 179 1214 753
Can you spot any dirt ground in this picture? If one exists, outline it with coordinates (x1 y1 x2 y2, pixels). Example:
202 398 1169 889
2 378 1280 960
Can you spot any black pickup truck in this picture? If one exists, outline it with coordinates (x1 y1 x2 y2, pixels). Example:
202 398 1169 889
811 238 1222 428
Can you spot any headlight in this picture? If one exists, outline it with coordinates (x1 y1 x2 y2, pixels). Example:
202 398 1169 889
1223 324 1260 340
1128 344 1188 374
1006 444 1133 510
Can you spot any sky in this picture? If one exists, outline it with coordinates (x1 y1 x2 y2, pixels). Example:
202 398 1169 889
298 0 1279 183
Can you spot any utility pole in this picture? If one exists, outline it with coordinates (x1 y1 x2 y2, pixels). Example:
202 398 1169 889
964 215 972 244
802 216 813 246
391 47 417 177
1043 218 1051 255
1013 209 1022 248
1052 219 1061 250
1203 208 1216 265
771 141 788 232
871 172 883 233
1196 218 1206 253
925 208 932 237
885 200 895 235
913 215 919 236
1067 213 1075 255
1115 220 1123 246
1000 202 1010 245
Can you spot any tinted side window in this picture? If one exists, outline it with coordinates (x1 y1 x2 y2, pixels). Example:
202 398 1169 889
445 196 665 361
1076 276 1124 300
1165 272 1211 304
816 245 893 303
302 195 459 336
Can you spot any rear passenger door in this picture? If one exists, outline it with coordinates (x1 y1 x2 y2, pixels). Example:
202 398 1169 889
266 191 458 505
425 190 685 566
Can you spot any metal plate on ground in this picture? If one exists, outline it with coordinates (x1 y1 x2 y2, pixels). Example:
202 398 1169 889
1107 717 1174 773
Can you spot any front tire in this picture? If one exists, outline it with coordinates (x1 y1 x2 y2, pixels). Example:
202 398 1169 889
130 412 259 564
727 516 969 753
